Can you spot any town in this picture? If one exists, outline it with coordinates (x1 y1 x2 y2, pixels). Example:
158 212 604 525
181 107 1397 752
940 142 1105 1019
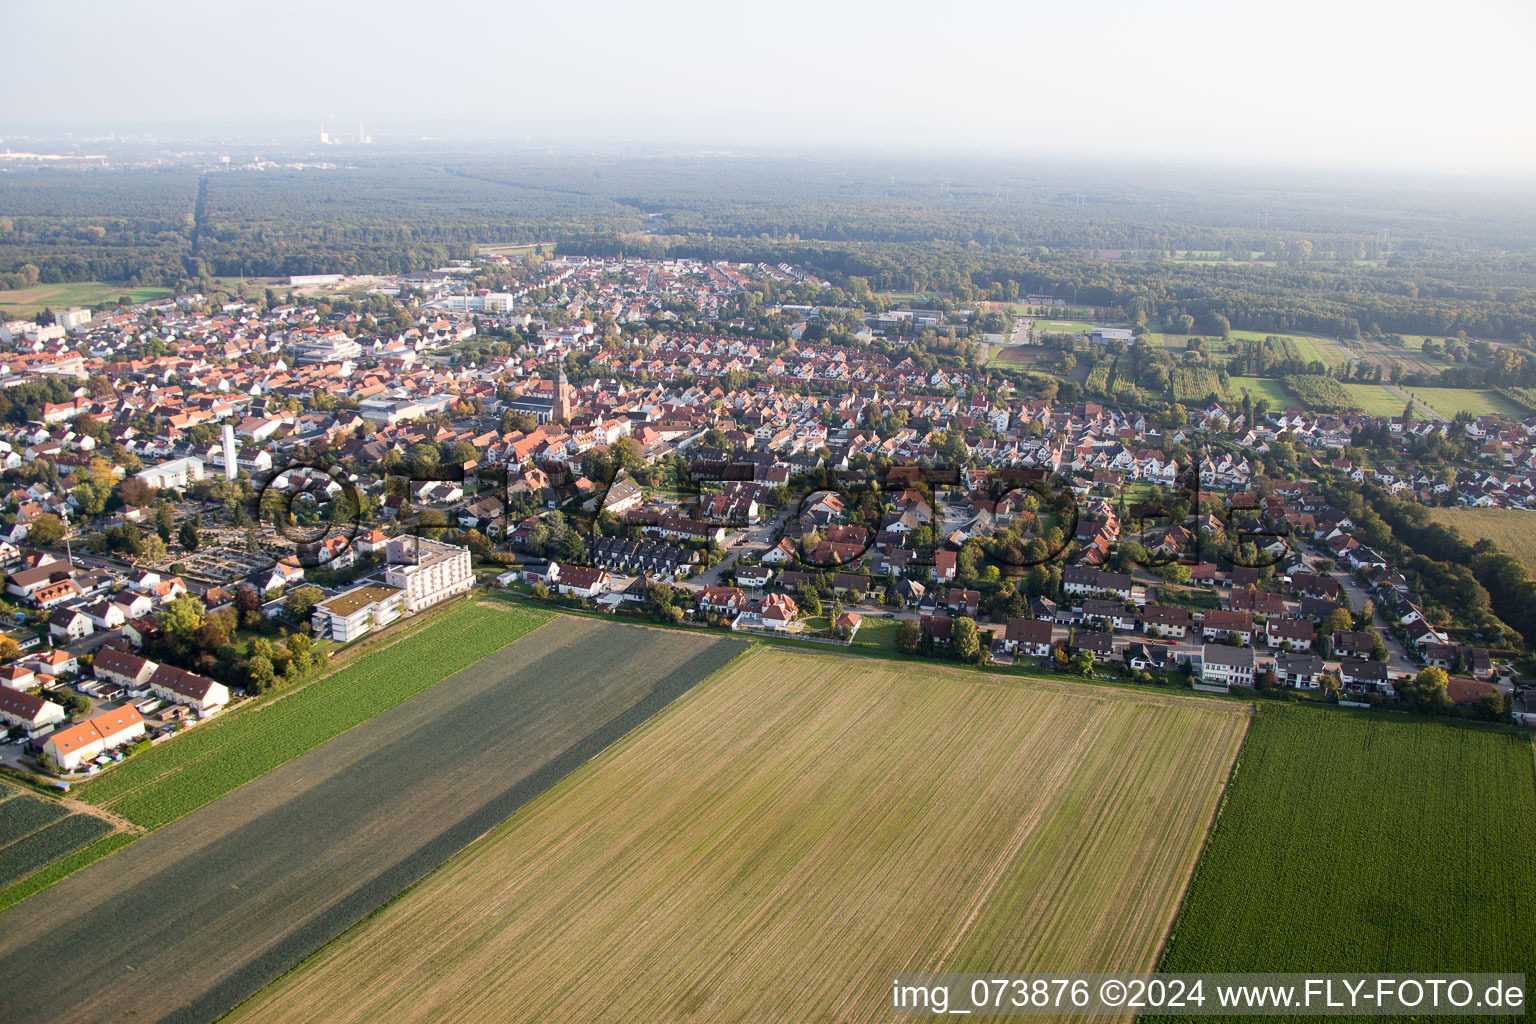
0 252 1532 781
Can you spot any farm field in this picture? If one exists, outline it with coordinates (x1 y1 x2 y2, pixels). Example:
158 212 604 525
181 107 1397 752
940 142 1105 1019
1158 707 1536 991
1225 375 1292 408
987 345 1052 367
1338 382 1406 415
226 648 1249 1024
0 615 746 1024
1426 507 1536 574
1404 387 1525 419
0 782 122 898
0 281 173 317
78 600 551 829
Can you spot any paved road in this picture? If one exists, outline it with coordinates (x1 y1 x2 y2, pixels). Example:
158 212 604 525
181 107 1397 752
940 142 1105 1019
1308 550 1418 676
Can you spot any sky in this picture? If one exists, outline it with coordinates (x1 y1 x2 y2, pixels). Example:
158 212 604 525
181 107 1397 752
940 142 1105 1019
6 0 1533 173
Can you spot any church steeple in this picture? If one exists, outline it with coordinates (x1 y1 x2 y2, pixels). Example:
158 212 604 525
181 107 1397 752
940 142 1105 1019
553 365 572 424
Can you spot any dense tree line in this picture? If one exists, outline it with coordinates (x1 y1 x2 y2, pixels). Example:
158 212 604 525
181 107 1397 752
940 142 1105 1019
7 159 1536 339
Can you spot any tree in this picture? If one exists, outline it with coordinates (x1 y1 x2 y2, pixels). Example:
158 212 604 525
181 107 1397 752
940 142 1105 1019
192 619 228 653
284 585 325 622
286 632 313 670
1319 608 1353 638
178 520 200 552
140 534 167 564
246 655 276 693
1401 666 1451 714
159 594 206 649
895 619 921 653
954 616 983 663
155 501 175 541
27 513 63 546
0 637 17 663
1069 650 1094 677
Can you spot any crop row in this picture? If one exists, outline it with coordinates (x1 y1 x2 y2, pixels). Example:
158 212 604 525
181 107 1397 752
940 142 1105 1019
87 603 552 829
1170 366 1227 404
0 833 137 916
0 794 68 847
0 814 114 888
1158 705 1536 988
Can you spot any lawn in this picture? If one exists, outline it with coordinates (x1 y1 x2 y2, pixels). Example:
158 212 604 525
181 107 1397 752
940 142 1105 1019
1158 706 1536 986
78 601 553 828
1426 507 1536 574
1404 387 1525 419
0 616 747 1024
849 614 900 652
226 649 1249 1024
0 281 173 317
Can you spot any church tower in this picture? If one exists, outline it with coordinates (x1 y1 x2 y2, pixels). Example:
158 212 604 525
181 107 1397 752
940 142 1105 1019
553 366 572 424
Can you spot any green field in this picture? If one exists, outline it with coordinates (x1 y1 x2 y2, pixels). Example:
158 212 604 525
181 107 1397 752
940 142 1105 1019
1034 318 1104 335
1405 387 1526 419
1338 382 1407 415
227 650 1249 1024
0 281 173 317
1426 507 1536 574
78 601 552 828
1226 376 1293 408
1159 706 1536 985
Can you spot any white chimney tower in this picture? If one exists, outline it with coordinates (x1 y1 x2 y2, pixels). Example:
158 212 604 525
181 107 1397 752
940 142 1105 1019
222 423 238 481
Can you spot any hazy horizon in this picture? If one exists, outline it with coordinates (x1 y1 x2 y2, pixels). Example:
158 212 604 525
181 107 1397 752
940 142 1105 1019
6 0 1534 175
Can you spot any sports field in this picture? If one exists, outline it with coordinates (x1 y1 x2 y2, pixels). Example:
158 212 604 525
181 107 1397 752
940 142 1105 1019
227 648 1249 1024
1426 507 1536 574
0 614 746 1024
1159 706 1536 986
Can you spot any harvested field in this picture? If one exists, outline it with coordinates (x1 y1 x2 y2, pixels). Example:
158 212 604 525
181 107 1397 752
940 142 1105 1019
227 648 1249 1024
1426 507 1536 574
0 615 745 1024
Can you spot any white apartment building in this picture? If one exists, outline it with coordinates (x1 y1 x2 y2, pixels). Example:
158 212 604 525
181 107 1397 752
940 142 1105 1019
384 537 473 613
56 308 92 330
311 583 406 642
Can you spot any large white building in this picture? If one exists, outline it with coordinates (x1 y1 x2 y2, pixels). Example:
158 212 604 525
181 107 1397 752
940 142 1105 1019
56 308 92 331
311 583 406 642
384 537 473 613
135 457 206 490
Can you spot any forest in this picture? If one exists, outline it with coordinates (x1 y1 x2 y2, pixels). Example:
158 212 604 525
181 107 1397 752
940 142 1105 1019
4 155 1536 341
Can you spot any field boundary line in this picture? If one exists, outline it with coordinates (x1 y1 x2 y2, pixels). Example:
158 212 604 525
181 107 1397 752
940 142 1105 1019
1148 702 1255 967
